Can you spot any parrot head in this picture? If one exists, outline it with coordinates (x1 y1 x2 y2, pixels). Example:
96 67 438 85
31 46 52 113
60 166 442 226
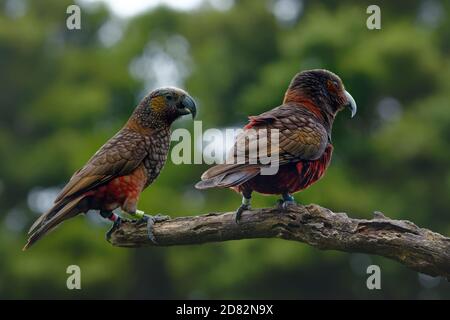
284 69 357 119
131 87 197 129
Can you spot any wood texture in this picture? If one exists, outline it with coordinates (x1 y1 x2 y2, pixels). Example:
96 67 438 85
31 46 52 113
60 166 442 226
108 204 450 280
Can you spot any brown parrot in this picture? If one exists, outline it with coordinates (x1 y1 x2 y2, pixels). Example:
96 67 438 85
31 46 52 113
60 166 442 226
195 69 356 223
24 87 196 250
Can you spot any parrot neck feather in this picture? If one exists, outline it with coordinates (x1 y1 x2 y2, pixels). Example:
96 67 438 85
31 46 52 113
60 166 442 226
284 94 334 136
126 118 153 136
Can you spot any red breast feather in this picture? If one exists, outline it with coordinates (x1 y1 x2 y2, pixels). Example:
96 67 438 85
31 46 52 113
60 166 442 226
235 145 333 195
86 166 147 212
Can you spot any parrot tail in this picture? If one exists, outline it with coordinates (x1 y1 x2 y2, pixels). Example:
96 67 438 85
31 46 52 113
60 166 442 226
23 195 85 250
195 164 260 189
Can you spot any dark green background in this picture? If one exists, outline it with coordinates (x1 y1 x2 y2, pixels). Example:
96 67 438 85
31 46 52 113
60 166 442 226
0 0 449 299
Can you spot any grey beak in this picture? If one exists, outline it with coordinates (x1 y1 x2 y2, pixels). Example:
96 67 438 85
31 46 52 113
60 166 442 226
344 90 357 118
179 95 197 119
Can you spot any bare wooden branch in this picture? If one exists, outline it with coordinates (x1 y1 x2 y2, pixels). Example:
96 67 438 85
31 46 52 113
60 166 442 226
108 204 450 280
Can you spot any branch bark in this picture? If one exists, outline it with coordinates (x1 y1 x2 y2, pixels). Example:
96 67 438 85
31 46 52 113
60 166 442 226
108 204 450 280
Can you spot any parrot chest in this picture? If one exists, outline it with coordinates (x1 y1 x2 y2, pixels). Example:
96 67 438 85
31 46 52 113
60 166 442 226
89 166 147 211
242 144 333 195
142 127 171 187
87 127 171 211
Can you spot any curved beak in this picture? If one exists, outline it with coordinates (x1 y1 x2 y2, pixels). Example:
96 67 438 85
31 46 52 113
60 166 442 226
178 95 197 119
344 91 357 118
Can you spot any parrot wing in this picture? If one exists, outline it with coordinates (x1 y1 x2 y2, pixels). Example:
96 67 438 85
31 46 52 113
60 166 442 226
54 128 148 203
196 104 329 189
24 128 149 249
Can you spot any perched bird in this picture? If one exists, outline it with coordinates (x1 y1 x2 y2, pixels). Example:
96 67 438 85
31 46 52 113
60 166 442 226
196 69 356 222
24 87 196 250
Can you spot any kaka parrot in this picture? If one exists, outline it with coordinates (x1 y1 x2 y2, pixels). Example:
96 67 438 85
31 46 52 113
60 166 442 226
195 69 357 223
24 87 197 250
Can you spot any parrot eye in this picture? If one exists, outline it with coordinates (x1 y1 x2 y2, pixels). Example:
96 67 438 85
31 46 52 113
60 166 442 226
165 94 174 101
326 79 340 92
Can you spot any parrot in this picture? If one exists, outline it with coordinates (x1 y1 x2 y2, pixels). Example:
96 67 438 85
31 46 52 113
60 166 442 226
195 69 357 223
24 87 197 250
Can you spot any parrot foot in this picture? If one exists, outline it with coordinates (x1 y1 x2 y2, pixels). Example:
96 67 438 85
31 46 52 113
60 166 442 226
277 194 297 211
102 210 127 241
105 216 123 241
136 214 170 244
235 194 252 224
281 200 297 211
235 204 251 224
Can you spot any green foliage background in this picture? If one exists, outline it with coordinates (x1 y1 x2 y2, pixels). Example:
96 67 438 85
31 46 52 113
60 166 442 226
0 0 449 299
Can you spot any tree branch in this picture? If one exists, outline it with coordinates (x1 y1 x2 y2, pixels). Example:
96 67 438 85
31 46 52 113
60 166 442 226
108 204 450 279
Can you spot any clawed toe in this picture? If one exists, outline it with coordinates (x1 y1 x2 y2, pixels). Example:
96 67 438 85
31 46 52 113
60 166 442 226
136 214 170 244
151 214 171 223
281 200 296 210
276 199 284 209
106 216 122 241
276 199 297 211
276 193 297 211
106 212 170 244
235 204 250 224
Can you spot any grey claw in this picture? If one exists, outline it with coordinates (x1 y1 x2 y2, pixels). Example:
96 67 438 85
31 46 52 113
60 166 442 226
146 217 157 243
282 200 296 210
152 214 171 222
277 199 297 211
106 217 122 241
276 199 284 209
138 214 170 244
235 205 250 224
